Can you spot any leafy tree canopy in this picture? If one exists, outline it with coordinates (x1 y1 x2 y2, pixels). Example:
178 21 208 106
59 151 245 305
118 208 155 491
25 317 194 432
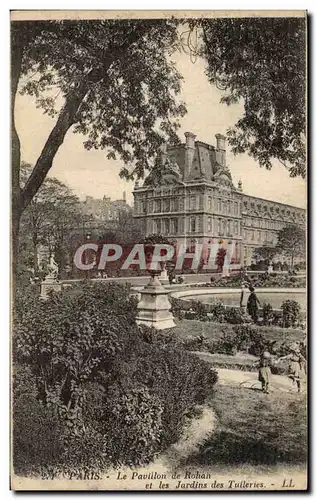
197 17 306 177
19 163 82 275
253 245 278 262
276 224 306 265
12 19 186 217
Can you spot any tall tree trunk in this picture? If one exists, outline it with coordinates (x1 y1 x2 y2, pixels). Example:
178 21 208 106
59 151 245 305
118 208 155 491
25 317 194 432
12 24 148 271
32 235 39 276
21 78 91 212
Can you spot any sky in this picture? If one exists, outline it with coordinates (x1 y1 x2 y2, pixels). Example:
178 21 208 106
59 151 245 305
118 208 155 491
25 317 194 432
15 44 306 209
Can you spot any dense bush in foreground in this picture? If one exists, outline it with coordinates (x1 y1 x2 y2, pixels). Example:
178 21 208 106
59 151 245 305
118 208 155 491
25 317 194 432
13 282 218 477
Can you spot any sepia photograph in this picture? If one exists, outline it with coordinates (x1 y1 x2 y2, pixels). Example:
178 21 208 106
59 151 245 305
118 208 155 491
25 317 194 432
10 10 307 491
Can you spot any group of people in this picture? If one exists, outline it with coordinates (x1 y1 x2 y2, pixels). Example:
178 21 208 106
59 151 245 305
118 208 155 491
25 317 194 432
239 279 306 394
254 343 306 394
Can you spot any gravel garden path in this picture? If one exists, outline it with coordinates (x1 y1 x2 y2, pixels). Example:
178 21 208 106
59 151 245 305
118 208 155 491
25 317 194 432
195 350 307 394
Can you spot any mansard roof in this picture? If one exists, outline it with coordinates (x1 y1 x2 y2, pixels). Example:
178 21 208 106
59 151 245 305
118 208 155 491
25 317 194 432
166 140 233 185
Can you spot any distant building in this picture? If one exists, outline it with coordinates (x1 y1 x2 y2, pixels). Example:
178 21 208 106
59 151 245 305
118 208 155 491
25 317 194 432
81 191 131 223
133 133 305 268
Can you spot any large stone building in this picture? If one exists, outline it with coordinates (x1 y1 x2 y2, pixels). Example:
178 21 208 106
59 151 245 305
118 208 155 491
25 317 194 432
133 133 305 268
81 192 131 223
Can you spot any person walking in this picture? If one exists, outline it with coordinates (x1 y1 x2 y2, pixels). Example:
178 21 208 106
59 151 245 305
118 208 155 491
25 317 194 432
247 286 261 323
276 343 306 393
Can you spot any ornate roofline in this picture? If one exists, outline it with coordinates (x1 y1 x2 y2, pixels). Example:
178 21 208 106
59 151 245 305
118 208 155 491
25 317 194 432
242 193 306 212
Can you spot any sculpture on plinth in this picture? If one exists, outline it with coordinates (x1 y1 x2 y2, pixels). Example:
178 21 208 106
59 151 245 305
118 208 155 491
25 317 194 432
45 254 59 281
136 243 176 330
40 253 62 299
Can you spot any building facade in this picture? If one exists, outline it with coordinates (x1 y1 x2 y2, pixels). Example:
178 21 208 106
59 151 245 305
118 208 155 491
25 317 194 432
133 133 305 268
81 192 131 223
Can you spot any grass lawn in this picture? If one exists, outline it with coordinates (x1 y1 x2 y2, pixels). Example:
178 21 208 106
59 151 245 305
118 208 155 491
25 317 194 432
186 385 307 467
173 319 305 345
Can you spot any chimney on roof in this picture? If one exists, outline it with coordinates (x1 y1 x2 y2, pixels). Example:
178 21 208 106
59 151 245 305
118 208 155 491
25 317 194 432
215 133 226 151
184 132 196 179
215 134 226 167
160 141 168 164
185 131 196 149
123 191 126 202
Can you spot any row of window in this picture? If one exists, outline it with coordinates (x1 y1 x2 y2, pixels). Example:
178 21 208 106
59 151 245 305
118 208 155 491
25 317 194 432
215 218 241 236
135 196 240 215
151 217 241 236
136 198 184 214
244 218 289 230
152 218 179 235
214 198 240 215
243 229 276 243
153 220 277 242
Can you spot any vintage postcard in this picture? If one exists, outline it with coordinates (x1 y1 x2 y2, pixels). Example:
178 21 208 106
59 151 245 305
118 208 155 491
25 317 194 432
11 10 307 491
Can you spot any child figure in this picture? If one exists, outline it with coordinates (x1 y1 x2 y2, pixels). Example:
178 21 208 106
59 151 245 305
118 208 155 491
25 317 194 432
276 343 306 393
252 351 272 394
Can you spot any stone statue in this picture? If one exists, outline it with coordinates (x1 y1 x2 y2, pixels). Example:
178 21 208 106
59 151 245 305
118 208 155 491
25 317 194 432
46 254 59 281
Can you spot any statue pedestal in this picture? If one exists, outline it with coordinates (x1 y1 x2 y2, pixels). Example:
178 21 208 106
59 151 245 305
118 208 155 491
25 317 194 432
136 274 176 330
40 277 62 299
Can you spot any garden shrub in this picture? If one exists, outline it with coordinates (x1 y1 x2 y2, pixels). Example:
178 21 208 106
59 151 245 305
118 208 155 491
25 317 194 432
12 365 64 477
13 282 218 476
184 300 209 321
203 273 306 289
170 297 185 320
281 300 301 328
262 302 274 325
180 334 209 352
204 325 281 358
231 325 256 351
13 282 140 411
248 330 277 357
105 385 163 466
212 332 237 356
125 344 218 446
209 300 226 322
224 307 252 325
81 382 163 468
